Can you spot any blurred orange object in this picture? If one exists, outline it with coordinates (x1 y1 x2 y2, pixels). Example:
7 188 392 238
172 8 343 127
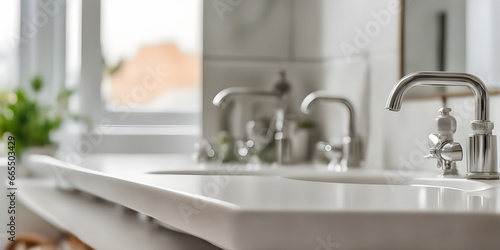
5 233 56 250
65 234 93 250
109 43 201 105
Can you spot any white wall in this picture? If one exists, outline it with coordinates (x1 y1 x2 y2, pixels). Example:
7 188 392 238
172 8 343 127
466 0 500 88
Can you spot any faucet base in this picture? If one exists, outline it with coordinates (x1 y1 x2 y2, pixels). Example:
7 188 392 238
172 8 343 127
466 172 500 180
468 133 498 178
442 168 459 176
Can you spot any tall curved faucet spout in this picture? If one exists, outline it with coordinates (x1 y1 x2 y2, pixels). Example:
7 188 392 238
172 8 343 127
385 71 489 121
212 87 278 108
301 90 355 138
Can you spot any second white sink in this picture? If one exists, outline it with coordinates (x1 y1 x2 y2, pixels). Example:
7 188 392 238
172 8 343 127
283 169 497 192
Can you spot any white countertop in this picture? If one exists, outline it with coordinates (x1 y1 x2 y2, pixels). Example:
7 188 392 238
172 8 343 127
26 154 500 250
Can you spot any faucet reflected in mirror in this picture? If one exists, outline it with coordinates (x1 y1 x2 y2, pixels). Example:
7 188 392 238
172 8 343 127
301 91 363 171
386 71 499 179
197 69 366 168
199 71 296 164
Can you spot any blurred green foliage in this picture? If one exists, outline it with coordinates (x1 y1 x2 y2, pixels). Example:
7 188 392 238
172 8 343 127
298 120 316 129
0 76 88 157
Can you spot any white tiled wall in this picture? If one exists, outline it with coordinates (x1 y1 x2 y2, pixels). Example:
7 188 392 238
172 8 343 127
203 0 291 59
203 0 500 170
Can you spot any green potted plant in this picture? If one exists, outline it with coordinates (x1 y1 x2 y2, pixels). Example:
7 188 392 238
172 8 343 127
0 76 89 162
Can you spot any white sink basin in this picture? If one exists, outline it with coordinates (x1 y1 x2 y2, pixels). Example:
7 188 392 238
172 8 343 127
147 169 277 176
146 164 322 176
283 170 496 192
148 169 496 192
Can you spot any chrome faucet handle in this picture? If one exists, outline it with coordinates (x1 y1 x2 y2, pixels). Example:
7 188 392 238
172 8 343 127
425 134 463 174
426 137 463 162
424 108 463 175
315 141 346 171
194 139 217 162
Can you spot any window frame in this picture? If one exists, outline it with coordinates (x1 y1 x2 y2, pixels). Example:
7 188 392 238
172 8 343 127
79 0 201 128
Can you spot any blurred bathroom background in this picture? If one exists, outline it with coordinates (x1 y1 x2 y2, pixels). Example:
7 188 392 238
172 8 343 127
2 0 500 248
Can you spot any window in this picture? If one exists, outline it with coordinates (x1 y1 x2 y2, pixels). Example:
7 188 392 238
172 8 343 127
0 1 20 89
100 0 202 114
66 0 82 89
71 0 202 127
12 0 201 154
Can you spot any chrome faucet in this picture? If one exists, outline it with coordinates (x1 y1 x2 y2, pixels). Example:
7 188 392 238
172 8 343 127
386 71 499 179
213 88 282 108
212 71 291 164
301 91 362 169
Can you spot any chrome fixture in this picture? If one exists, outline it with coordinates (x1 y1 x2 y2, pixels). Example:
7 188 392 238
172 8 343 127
424 108 463 175
194 139 216 162
212 71 291 164
386 71 499 179
301 91 362 169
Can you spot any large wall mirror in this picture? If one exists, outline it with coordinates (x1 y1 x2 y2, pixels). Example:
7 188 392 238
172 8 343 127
402 0 500 99
403 0 465 74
